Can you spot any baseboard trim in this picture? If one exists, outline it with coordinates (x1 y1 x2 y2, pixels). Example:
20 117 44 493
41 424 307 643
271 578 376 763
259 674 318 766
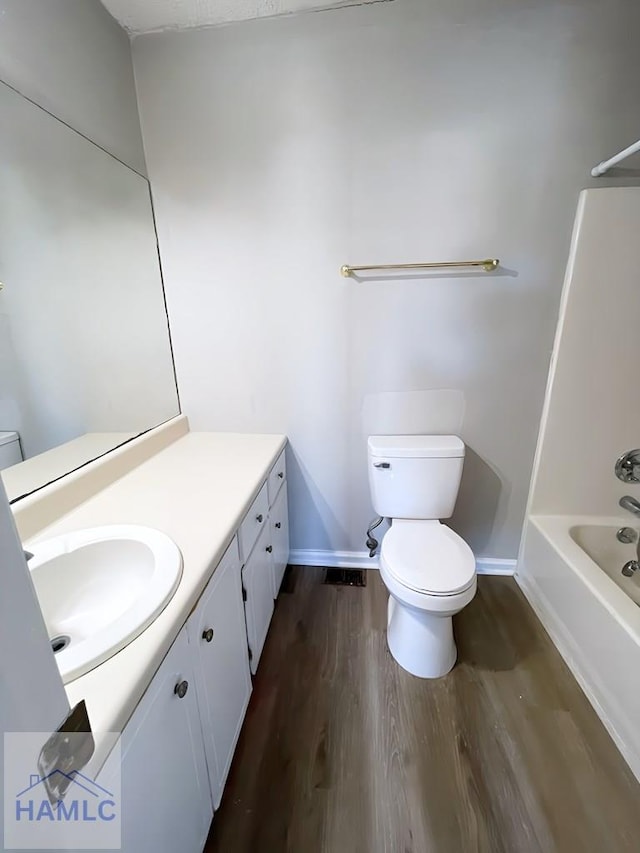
290 550 378 570
476 557 517 576
289 549 516 576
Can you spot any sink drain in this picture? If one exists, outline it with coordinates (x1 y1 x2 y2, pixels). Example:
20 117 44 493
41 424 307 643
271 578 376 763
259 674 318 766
50 635 71 654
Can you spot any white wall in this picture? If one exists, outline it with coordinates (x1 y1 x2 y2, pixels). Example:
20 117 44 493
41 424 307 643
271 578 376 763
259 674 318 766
0 0 146 174
530 188 640 515
133 0 640 560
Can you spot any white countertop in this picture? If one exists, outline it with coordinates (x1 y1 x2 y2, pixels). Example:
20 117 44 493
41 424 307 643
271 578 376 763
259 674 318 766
24 431 286 754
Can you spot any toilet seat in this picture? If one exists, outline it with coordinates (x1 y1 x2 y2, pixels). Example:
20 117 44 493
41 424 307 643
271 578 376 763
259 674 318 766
380 520 475 596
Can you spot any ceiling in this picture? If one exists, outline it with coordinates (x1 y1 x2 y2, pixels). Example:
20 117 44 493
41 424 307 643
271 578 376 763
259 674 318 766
100 0 367 34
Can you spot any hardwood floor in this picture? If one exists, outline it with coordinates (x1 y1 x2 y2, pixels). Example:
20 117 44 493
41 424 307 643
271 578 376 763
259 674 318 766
205 568 640 853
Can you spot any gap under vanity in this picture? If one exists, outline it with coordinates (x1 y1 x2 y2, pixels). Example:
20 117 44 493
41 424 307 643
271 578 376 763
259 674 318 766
3 1 640 852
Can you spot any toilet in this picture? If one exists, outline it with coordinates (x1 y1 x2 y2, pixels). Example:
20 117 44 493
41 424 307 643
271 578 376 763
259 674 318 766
368 435 476 678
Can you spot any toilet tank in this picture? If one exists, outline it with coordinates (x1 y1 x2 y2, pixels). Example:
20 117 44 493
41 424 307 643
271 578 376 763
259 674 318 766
0 431 23 471
367 435 465 520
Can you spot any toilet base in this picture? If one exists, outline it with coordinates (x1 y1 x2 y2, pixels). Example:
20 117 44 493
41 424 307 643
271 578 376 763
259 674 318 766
386 596 457 678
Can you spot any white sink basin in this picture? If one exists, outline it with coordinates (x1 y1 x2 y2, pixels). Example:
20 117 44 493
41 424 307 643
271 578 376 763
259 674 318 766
28 525 183 684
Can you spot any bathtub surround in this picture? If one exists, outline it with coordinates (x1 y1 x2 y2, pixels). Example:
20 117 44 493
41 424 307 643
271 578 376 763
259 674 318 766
519 188 640 781
529 190 640 516
132 0 640 567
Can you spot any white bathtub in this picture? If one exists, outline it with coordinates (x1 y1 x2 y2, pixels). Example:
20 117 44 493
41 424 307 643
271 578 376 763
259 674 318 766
570 523 640 607
519 515 640 781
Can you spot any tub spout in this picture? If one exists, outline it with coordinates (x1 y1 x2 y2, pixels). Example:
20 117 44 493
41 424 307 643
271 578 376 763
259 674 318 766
619 495 640 517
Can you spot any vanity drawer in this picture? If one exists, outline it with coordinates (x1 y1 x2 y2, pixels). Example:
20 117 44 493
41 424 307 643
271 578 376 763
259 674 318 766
267 450 286 506
239 482 269 562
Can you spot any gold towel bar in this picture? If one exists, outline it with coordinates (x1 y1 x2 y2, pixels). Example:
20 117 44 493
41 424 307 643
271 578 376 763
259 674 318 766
340 258 499 277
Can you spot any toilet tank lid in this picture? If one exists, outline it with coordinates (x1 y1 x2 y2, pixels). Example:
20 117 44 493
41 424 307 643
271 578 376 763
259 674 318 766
0 431 19 447
368 435 464 459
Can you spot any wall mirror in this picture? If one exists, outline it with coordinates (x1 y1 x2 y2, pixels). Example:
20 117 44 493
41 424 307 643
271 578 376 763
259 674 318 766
0 80 180 502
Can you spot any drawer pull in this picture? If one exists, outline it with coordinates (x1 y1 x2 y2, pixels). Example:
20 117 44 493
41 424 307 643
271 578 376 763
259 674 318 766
275 522 281 529
202 628 214 643
256 514 264 523
174 680 189 699
277 471 284 479
266 545 273 553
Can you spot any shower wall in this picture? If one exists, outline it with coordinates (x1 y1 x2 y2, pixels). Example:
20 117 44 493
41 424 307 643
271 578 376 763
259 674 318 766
528 187 640 518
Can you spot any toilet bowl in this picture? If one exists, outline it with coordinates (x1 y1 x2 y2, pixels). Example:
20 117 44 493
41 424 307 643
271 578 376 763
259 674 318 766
379 519 476 678
367 434 477 679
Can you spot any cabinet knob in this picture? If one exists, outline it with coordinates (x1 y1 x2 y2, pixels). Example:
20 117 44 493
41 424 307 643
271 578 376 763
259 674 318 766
174 680 189 699
275 522 281 529
256 513 264 523
202 628 214 643
266 545 273 553
277 472 284 479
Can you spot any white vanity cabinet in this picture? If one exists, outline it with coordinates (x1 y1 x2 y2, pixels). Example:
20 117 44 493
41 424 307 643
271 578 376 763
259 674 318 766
117 627 213 853
267 450 286 505
239 449 289 672
242 523 275 674
269 485 289 597
186 539 252 809
238 483 269 561
97 443 289 853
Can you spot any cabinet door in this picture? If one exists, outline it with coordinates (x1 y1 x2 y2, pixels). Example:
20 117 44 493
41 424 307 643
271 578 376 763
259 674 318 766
242 523 275 674
187 539 252 809
117 628 212 853
270 486 289 598
238 483 269 563
267 449 286 505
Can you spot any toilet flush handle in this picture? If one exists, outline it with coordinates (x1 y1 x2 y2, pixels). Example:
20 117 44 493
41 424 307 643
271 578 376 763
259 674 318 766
373 462 391 469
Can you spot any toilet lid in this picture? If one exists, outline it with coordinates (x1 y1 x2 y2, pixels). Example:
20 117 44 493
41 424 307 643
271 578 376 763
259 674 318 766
381 522 476 595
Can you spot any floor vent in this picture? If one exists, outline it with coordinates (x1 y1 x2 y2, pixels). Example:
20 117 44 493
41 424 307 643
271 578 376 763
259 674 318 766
323 568 367 587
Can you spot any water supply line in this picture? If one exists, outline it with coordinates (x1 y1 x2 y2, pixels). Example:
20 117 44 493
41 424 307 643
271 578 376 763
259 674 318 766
366 516 384 558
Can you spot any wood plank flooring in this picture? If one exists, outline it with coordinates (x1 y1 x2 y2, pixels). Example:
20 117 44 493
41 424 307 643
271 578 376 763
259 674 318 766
205 568 640 853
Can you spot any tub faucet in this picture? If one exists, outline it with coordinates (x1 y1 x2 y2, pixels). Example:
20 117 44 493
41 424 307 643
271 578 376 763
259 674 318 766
619 495 640 517
618 500 640 575
615 449 640 483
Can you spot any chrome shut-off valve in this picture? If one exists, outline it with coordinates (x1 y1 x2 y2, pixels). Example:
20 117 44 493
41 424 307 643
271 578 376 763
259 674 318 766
615 449 640 483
